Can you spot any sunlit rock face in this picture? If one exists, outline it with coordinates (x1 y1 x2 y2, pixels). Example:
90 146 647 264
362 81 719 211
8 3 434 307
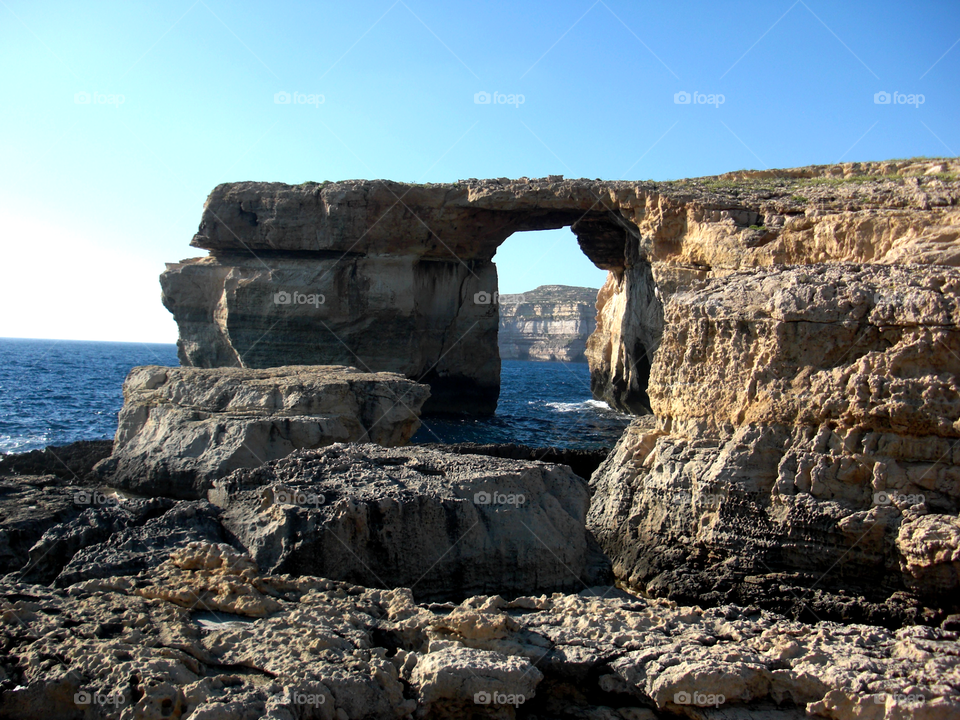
94 365 430 499
497 285 599 363
589 263 960 622
162 159 960 415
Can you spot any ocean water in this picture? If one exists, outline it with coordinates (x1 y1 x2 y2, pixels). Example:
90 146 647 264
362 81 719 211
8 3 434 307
0 339 631 454
0 338 179 453
410 359 632 448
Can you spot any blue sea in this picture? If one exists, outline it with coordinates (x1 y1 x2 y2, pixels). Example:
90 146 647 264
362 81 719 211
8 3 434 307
0 339 631 454
0 338 180 453
410 360 632 448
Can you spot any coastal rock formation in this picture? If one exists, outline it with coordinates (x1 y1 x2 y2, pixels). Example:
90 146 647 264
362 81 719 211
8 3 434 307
0 440 112 484
588 263 960 623
497 285 599 362
161 159 960 414
95 365 429 499
2 541 958 720
209 443 606 601
0 473 87 576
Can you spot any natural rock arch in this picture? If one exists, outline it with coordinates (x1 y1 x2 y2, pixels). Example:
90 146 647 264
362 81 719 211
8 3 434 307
162 162 960 416
161 178 663 414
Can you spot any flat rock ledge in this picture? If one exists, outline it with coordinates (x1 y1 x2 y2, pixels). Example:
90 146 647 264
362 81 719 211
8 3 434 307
210 443 609 601
1 541 958 720
94 365 430 500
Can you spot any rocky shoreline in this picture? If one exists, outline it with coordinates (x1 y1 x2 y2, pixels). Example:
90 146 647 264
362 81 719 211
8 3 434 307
2 434 958 718
3 158 959 718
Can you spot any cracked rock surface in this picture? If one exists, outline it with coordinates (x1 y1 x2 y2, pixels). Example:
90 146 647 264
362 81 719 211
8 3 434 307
1 542 958 719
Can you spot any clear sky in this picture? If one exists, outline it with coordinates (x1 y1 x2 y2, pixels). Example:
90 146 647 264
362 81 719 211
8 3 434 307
1 0 957 342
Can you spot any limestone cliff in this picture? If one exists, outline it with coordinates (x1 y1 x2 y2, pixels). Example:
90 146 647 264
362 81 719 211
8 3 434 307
162 158 960 414
158 158 960 617
588 263 960 623
497 285 598 362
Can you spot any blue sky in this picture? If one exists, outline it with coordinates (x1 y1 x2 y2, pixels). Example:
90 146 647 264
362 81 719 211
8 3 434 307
1 0 957 342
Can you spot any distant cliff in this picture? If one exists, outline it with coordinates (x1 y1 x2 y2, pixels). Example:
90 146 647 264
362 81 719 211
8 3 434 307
498 285 599 363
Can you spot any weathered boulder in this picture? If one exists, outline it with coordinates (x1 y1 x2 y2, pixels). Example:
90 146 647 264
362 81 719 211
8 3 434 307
589 263 960 623
161 159 960 414
2 541 958 720
498 285 599 362
209 443 607 601
95 365 429 499
15 499 225 587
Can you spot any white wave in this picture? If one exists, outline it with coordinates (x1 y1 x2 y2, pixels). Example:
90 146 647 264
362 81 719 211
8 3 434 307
0 432 51 454
543 399 631 415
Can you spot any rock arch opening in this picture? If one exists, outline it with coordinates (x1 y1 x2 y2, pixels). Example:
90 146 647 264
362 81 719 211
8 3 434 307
492 227 607 364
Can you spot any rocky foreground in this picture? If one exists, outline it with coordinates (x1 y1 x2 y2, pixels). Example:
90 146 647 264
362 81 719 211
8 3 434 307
2 540 958 720
2 440 959 718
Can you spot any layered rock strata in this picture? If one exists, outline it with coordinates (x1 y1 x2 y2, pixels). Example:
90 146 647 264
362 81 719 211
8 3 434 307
209 443 607 601
2 541 958 720
161 159 960 414
94 365 429 499
497 285 599 362
589 263 960 624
